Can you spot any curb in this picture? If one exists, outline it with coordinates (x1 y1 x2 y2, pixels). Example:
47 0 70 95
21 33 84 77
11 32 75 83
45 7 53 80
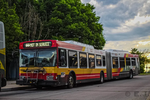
1 86 34 92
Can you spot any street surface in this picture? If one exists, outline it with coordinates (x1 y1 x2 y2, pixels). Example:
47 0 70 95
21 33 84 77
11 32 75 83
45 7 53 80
0 75 150 100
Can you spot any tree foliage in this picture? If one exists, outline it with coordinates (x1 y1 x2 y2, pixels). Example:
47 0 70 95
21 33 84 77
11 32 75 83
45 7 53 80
11 0 105 49
47 0 105 49
131 48 150 73
0 0 24 59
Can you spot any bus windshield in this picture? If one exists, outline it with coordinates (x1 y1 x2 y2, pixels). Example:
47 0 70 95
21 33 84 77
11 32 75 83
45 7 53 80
20 48 57 67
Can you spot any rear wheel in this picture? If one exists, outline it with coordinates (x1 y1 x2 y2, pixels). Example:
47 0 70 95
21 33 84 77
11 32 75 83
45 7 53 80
100 73 104 84
68 74 74 88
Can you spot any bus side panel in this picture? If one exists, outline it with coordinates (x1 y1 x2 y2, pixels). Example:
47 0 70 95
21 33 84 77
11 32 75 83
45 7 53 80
106 52 112 80
0 52 6 87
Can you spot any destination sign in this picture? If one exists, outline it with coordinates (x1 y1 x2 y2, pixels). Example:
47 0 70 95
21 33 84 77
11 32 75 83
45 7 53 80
24 42 51 48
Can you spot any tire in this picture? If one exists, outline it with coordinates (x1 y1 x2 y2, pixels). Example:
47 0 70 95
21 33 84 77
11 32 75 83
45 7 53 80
129 71 133 79
68 74 74 88
100 73 104 84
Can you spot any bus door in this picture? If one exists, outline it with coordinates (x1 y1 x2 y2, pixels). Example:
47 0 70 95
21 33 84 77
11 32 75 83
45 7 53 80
106 52 112 80
86 54 95 80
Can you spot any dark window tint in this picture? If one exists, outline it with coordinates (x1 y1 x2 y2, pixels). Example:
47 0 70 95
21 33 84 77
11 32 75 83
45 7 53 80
112 57 118 68
126 58 130 66
119 57 125 68
96 55 102 66
132 58 136 66
89 54 95 68
69 51 78 68
79 53 87 68
103 56 105 66
59 49 67 67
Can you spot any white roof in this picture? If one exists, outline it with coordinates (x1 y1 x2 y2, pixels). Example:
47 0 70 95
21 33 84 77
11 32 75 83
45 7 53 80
62 40 94 49
105 49 129 53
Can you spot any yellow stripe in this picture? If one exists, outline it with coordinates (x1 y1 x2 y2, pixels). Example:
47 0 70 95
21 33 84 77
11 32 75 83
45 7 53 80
82 47 86 51
0 60 5 70
112 68 124 72
0 48 5 55
19 67 107 75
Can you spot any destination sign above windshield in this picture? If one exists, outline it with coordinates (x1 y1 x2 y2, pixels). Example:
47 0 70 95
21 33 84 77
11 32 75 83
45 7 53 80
24 42 52 48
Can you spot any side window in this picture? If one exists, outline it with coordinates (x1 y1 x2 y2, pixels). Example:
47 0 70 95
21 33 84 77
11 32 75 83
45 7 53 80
79 52 87 68
131 58 136 66
126 58 131 66
103 56 106 66
68 51 78 68
112 57 118 68
89 54 95 68
96 55 102 66
59 49 67 67
119 57 125 68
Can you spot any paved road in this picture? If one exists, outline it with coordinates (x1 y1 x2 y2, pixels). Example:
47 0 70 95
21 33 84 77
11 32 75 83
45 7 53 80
0 75 150 100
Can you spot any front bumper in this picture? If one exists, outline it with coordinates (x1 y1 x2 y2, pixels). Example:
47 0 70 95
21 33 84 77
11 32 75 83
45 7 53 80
16 79 59 86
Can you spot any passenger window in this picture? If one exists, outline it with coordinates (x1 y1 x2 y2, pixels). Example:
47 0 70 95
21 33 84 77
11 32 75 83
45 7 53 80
96 55 102 66
112 57 118 68
126 58 131 66
59 49 67 67
89 54 95 68
68 51 78 68
119 57 125 68
131 58 136 66
79 53 87 68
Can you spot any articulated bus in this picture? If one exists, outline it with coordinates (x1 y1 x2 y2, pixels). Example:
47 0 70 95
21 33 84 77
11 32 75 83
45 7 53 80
16 40 140 88
0 21 6 91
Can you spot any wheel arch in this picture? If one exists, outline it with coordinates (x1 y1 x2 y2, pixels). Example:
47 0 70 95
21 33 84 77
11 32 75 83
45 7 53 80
69 70 76 85
100 71 104 78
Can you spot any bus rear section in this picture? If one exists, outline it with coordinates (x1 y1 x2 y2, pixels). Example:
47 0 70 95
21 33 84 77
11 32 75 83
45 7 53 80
0 21 6 91
105 50 140 80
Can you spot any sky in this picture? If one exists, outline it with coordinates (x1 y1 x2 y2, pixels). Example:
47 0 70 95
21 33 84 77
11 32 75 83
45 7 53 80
81 0 150 53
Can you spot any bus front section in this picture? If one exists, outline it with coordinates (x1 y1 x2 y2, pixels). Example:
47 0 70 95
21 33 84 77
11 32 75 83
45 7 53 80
16 41 59 87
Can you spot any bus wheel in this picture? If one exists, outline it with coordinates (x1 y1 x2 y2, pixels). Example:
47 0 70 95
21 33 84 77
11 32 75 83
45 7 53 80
100 73 104 84
68 74 74 88
129 71 133 79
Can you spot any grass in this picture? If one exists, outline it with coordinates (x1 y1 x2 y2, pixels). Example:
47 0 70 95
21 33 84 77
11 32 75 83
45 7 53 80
140 73 150 75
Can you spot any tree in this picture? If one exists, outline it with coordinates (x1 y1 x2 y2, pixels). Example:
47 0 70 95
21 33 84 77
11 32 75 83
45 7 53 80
8 0 106 49
7 0 44 41
131 48 150 73
0 0 24 58
0 0 24 79
46 0 105 49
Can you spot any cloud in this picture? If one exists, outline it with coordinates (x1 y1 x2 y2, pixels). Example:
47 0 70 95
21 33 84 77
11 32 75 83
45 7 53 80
82 0 150 41
81 0 150 51
104 36 150 51
105 21 150 41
